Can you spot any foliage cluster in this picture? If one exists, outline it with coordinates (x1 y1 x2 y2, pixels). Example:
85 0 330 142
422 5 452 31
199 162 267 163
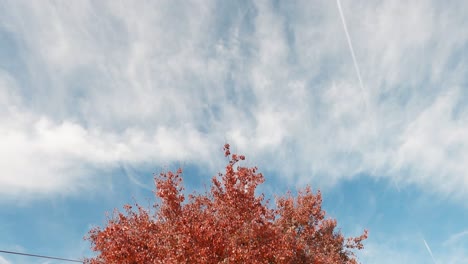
86 144 367 263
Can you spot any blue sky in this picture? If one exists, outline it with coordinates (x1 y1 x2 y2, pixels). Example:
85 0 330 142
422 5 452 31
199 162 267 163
0 0 467 263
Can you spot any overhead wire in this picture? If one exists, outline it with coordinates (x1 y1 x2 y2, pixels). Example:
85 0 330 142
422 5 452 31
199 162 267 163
0 249 83 263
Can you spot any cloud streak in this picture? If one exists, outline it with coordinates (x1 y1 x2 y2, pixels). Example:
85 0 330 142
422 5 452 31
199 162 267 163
423 239 437 264
336 0 369 111
443 230 468 246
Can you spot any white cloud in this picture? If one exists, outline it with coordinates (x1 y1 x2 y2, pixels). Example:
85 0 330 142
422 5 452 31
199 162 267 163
0 103 215 197
390 90 468 198
444 230 468 246
0 256 11 264
1 0 468 201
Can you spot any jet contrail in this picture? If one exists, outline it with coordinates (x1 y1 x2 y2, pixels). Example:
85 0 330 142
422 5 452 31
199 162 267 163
423 239 437 264
336 0 379 162
336 0 369 111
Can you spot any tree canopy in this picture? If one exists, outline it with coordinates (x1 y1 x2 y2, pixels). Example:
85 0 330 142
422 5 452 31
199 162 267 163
86 144 367 263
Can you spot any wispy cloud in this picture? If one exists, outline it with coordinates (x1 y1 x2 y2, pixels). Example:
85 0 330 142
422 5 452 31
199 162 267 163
0 0 468 203
121 162 154 192
0 256 11 264
443 230 468 246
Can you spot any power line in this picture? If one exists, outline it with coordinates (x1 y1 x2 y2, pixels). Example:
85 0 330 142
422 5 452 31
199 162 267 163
0 249 83 263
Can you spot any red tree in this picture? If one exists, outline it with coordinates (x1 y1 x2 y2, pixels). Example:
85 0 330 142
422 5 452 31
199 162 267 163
86 144 367 263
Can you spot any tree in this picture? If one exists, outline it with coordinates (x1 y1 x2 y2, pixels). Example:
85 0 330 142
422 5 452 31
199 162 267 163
86 144 367 264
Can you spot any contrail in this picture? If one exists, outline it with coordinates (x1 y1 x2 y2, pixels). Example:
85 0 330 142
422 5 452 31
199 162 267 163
336 0 379 166
336 0 369 111
423 239 437 264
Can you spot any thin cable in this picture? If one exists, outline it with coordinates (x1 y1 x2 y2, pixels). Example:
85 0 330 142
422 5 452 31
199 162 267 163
0 249 83 263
